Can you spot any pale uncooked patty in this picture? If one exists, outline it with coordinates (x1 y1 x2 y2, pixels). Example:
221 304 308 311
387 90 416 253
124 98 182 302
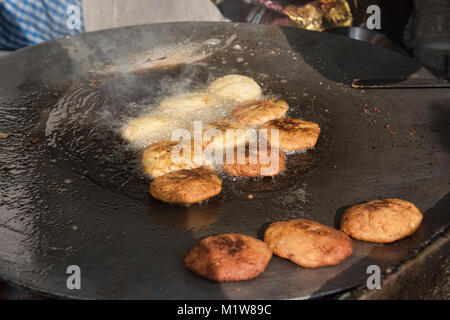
208 74 262 102
121 115 177 147
158 91 219 115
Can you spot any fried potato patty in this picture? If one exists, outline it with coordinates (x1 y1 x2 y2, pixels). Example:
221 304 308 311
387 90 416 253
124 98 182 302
340 199 423 243
208 74 262 102
222 144 285 177
121 115 177 147
264 219 353 268
158 92 219 115
261 118 320 151
232 99 289 126
150 168 222 204
184 233 272 282
202 120 249 151
141 140 209 178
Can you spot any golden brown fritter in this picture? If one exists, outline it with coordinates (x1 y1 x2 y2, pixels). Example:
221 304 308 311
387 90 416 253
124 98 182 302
340 199 423 243
141 140 209 178
222 143 285 177
202 120 249 151
261 117 320 151
158 92 220 115
184 233 272 282
232 99 289 126
149 168 222 204
264 219 353 268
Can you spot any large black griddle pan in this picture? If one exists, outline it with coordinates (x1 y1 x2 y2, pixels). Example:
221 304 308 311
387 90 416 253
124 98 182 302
0 22 449 299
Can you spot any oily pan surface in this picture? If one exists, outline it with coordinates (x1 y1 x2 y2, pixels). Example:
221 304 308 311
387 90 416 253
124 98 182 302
0 22 449 299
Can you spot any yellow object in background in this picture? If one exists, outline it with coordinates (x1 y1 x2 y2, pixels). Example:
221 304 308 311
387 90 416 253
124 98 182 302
285 0 353 31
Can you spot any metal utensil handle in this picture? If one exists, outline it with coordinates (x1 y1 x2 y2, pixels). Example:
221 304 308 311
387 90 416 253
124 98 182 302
352 78 450 89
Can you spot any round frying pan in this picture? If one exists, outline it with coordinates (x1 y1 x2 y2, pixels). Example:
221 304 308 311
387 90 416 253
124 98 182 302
0 22 449 299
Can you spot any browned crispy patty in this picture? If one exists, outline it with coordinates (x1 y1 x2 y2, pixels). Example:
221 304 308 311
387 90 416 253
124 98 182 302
264 219 353 268
261 118 320 151
232 99 289 126
222 144 285 177
340 199 423 243
141 139 210 178
184 233 272 282
149 168 222 204
202 120 249 151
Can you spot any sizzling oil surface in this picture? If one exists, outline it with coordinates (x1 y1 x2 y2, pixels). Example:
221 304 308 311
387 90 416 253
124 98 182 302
42 67 328 205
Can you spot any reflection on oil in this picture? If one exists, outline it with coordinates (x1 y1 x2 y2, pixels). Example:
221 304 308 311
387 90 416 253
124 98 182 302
0 90 59 280
149 198 222 231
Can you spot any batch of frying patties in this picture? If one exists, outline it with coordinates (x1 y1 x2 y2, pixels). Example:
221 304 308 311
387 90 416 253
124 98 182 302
122 74 321 205
121 74 423 282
